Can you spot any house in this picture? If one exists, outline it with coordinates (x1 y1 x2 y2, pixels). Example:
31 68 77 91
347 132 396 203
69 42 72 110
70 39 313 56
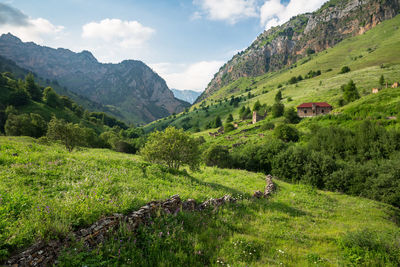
252 111 266 124
392 82 399 88
297 102 332 118
372 88 379 94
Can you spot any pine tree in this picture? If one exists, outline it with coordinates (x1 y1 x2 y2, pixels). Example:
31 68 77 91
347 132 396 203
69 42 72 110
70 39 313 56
379 75 385 87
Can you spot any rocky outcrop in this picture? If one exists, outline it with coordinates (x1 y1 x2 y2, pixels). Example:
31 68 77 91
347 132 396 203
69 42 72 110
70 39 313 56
0 34 189 124
197 0 400 102
253 174 276 198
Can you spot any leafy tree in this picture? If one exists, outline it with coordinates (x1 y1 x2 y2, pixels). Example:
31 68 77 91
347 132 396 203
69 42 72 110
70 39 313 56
4 114 33 136
288 76 298 84
275 91 282 102
261 122 275 131
342 80 360 103
0 74 7 86
284 108 301 124
8 89 30 106
339 66 350 74
43 87 61 108
379 75 385 87
274 124 299 142
271 102 284 118
140 127 200 170
203 145 231 168
214 115 222 128
30 113 47 138
253 100 261 112
297 75 303 81
25 73 42 101
47 117 85 152
226 113 233 123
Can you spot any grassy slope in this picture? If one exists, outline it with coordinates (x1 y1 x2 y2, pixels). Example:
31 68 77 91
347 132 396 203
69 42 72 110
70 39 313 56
1 137 399 265
144 14 400 133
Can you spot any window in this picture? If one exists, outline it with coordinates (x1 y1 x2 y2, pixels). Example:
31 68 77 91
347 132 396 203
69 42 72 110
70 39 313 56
304 110 307 114
321 109 324 113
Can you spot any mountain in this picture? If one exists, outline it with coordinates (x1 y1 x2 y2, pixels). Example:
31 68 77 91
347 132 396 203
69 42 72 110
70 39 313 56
171 89 201 104
197 0 400 102
0 34 189 124
0 54 123 118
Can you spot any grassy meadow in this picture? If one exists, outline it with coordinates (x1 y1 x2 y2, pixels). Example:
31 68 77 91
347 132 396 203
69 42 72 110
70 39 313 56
0 136 399 266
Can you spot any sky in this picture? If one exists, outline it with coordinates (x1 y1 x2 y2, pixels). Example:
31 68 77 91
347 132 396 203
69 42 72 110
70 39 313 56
0 0 327 92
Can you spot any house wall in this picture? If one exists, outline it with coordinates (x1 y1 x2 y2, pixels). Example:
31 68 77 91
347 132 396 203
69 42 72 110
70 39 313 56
297 106 332 117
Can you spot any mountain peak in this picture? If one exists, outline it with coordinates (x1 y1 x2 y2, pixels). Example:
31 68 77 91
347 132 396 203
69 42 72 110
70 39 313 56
0 33 22 43
79 50 98 63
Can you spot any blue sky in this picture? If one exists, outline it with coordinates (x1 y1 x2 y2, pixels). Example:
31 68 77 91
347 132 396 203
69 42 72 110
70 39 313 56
0 0 327 91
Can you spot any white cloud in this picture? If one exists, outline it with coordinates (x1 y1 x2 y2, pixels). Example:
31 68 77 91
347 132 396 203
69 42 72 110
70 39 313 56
82 19 155 48
150 61 224 92
260 0 326 30
0 3 64 44
194 0 258 24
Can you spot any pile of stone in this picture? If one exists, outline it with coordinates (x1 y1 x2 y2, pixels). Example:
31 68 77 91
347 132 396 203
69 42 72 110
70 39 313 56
6 194 237 266
253 174 276 198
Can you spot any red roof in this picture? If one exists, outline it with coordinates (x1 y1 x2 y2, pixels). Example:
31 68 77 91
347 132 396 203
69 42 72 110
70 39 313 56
297 102 332 108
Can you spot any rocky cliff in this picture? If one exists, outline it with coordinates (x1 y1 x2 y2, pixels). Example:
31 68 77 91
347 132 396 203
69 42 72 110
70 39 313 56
0 34 189 123
197 0 400 102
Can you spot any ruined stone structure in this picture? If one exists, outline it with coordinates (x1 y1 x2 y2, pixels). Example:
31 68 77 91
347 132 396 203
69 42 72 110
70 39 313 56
297 102 332 118
372 88 379 94
5 176 276 266
392 82 399 88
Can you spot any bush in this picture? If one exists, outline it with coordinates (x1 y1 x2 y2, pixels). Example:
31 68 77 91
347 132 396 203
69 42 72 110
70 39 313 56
140 127 200 170
274 124 299 142
203 145 231 168
4 113 46 138
261 122 274 131
114 140 137 154
271 102 284 118
284 108 301 124
339 66 351 74
47 117 85 152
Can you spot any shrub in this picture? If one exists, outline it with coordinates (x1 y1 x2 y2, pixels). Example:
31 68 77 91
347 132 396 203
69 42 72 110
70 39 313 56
261 122 274 131
274 124 299 142
203 145 231 168
226 114 233 123
284 108 301 124
140 127 200 170
339 66 351 74
271 102 284 118
47 117 85 152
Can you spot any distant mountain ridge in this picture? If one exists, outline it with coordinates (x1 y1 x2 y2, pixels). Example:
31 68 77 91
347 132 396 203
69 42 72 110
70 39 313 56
197 0 400 102
0 34 189 123
171 89 201 104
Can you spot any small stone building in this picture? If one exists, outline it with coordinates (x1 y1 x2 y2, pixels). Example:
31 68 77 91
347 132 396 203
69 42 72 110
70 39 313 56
392 82 399 88
297 102 332 118
372 88 379 94
252 111 266 124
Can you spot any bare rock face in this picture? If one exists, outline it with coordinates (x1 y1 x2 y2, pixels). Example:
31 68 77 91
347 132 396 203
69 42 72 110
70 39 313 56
0 34 189 124
197 0 400 102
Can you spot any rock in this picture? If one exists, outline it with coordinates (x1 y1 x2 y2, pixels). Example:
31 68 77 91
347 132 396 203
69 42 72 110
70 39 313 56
253 190 264 198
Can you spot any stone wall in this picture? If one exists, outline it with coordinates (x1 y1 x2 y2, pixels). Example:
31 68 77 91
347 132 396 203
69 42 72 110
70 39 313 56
6 176 275 266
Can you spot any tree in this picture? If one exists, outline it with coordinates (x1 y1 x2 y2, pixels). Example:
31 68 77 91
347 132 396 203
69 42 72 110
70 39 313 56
253 100 261 112
25 73 42 101
288 76 298 84
203 145 231 168
140 127 200 170
47 117 85 152
214 115 222 128
5 114 33 136
275 91 282 102
274 124 299 142
8 89 30 106
284 108 301 124
226 113 233 123
224 122 235 133
339 66 350 74
379 75 385 87
272 102 284 118
342 80 360 103
43 87 61 108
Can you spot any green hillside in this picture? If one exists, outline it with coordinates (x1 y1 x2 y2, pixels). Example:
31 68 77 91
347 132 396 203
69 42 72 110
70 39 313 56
1 137 399 266
145 14 400 133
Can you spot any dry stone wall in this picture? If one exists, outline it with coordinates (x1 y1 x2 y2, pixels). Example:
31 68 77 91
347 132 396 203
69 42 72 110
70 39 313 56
6 176 275 266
